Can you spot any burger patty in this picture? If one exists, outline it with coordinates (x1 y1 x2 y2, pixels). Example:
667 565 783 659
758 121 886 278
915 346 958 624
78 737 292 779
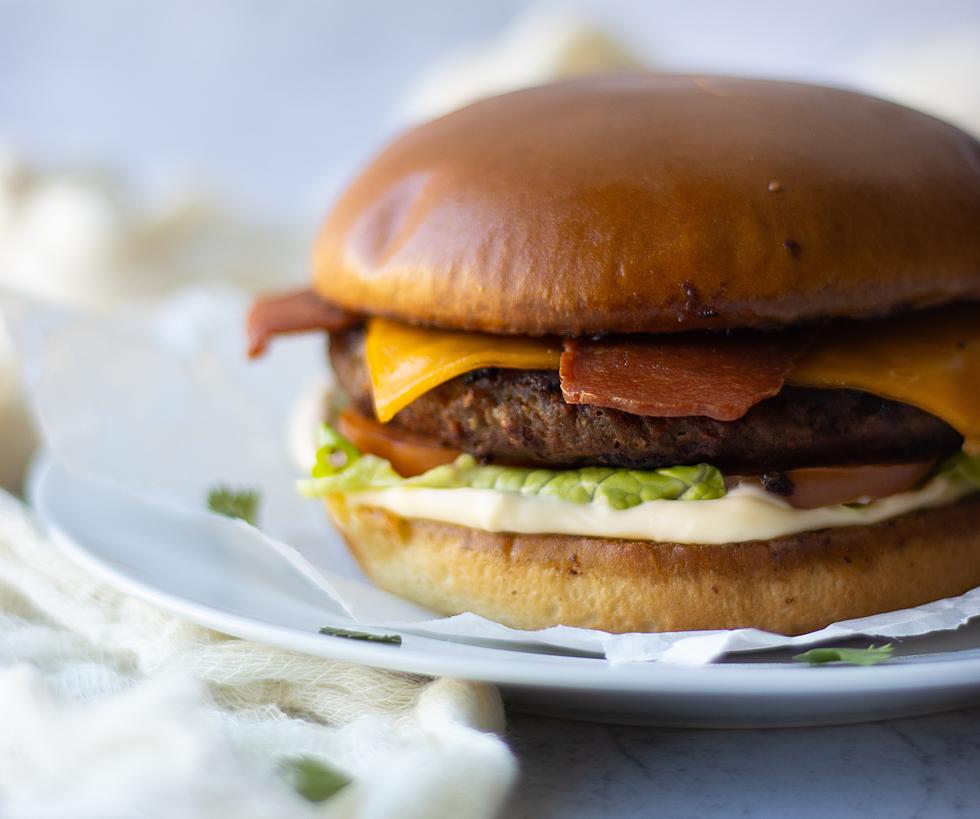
329 328 963 471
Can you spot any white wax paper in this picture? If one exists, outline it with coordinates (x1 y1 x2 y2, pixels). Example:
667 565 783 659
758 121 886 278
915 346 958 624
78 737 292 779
9 289 980 664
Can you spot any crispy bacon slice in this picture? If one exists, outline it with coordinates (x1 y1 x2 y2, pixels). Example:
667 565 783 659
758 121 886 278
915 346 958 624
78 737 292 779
247 289 360 358
560 333 809 421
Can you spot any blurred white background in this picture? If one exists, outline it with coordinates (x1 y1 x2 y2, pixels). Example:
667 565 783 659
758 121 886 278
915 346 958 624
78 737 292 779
4 0 979 227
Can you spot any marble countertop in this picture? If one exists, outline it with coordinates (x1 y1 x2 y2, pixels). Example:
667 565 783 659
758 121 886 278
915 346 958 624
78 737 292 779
504 706 980 818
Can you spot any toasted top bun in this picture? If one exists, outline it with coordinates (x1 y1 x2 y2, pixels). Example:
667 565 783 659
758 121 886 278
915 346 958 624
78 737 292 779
314 75 980 335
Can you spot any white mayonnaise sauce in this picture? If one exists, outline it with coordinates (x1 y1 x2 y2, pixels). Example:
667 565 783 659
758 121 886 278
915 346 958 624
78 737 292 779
349 474 976 544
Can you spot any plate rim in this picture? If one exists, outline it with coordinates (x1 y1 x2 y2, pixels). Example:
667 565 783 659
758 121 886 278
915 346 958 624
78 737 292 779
32 454 980 698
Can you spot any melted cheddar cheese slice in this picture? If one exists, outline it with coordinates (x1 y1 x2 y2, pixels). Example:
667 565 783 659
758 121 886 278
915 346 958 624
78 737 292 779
363 305 980 452
788 304 980 454
365 318 562 422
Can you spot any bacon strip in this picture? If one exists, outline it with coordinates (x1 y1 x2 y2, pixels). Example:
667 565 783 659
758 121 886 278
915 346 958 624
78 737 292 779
247 289 360 358
560 333 809 421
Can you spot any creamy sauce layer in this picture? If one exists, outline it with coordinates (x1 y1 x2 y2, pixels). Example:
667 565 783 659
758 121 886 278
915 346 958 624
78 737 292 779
350 474 977 544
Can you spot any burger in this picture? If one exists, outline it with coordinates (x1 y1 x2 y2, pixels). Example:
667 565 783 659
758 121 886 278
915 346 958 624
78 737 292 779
249 75 980 636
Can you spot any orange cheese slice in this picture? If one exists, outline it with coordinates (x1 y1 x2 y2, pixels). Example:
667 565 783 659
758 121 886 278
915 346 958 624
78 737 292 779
788 304 980 454
363 305 980 451
365 317 562 422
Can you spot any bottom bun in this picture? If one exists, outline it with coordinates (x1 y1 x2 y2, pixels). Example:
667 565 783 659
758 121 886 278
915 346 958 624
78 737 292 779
325 494 980 635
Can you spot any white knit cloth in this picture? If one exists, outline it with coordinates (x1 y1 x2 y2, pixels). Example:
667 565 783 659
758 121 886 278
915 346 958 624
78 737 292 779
0 489 516 819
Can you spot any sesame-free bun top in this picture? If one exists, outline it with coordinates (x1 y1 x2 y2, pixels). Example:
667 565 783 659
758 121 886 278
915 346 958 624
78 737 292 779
313 75 980 335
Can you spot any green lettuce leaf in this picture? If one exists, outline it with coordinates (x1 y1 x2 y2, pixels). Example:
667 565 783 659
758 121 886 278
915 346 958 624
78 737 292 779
299 424 726 508
942 451 980 488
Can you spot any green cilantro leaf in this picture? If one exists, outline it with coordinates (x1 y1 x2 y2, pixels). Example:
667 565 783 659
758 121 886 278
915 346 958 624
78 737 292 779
793 643 894 666
206 486 261 526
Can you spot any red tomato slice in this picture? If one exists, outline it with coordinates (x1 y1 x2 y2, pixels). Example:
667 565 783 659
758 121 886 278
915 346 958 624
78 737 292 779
751 460 938 509
337 409 461 477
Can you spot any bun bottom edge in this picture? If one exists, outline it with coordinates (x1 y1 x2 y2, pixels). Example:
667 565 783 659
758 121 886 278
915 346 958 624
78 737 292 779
324 494 980 635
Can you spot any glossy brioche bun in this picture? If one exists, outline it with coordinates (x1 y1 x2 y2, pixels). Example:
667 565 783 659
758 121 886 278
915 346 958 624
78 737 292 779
314 75 980 336
325 494 980 635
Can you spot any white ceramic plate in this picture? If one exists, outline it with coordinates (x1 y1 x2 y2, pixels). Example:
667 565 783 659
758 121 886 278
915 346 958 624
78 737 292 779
30 456 980 728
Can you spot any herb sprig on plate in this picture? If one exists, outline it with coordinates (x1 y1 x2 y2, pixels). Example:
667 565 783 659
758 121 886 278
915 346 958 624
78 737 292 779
319 626 402 646
793 644 894 666
206 486 261 526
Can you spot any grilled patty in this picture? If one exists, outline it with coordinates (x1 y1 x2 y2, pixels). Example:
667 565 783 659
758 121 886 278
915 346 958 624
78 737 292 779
329 328 963 471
